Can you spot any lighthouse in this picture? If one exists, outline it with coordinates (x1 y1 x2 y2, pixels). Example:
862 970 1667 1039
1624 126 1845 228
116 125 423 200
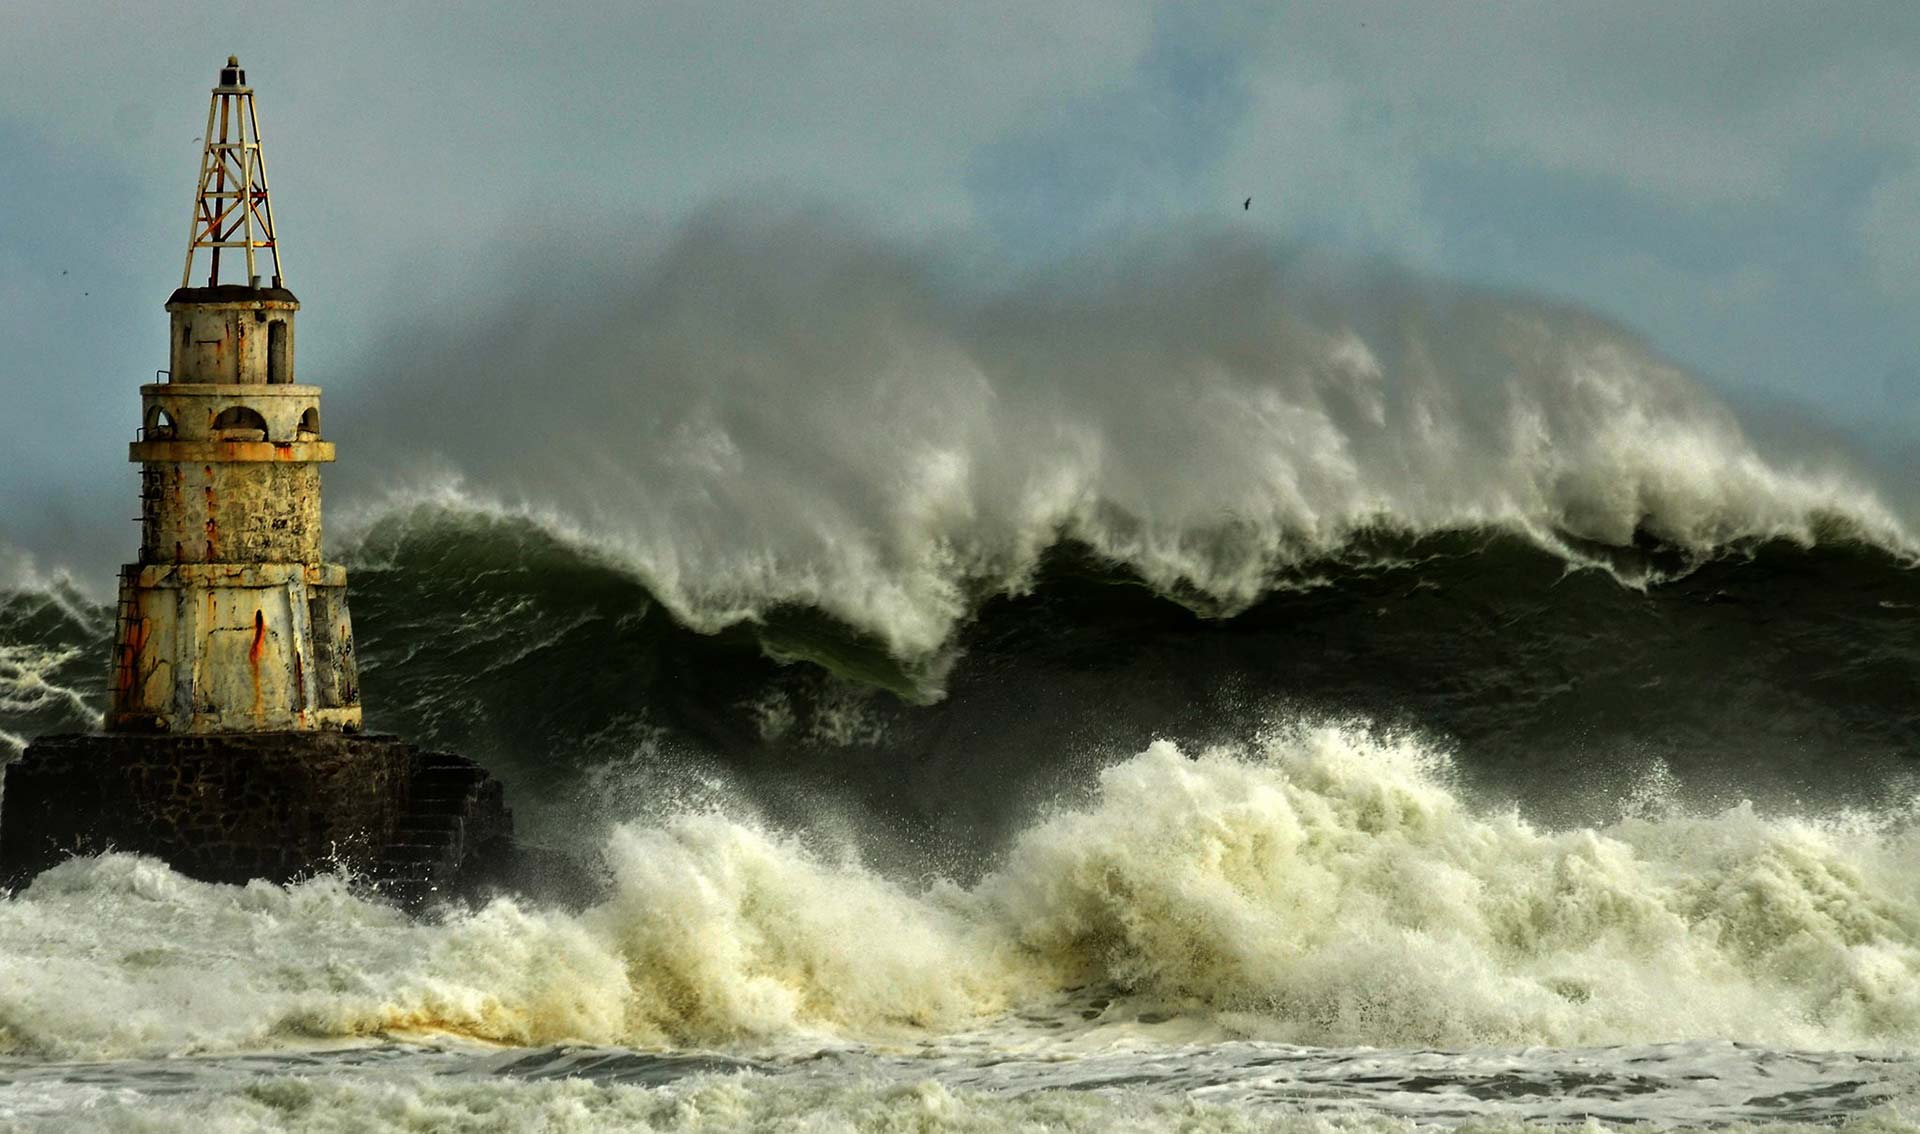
0 59 518 904
112 56 361 734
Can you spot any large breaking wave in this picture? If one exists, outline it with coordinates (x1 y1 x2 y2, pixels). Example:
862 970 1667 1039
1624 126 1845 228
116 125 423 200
336 215 1914 660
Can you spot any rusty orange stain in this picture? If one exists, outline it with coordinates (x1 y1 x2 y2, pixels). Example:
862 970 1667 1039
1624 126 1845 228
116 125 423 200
114 615 148 696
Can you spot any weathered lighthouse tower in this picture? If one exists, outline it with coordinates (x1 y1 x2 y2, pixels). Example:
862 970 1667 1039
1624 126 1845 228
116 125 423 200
0 59 517 904
113 56 361 734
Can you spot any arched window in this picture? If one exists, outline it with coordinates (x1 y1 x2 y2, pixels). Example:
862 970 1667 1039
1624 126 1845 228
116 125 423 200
211 406 269 441
144 406 176 439
297 407 320 436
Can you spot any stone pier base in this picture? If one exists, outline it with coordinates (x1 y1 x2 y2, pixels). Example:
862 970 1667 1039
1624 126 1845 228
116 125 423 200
0 732 512 908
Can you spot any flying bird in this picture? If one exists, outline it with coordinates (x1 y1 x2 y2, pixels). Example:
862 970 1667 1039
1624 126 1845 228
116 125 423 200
1244 197 1251 210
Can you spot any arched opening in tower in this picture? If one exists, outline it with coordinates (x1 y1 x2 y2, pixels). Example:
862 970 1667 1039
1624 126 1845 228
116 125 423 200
211 405 269 441
144 406 177 440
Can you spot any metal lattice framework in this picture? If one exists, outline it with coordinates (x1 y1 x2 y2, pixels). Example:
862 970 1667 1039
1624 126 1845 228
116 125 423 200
182 56 284 288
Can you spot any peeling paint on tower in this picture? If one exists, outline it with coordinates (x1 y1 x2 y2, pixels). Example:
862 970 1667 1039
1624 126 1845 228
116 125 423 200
107 57 361 736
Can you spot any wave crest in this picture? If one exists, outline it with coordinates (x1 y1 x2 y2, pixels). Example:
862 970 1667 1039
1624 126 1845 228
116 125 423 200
343 223 1914 659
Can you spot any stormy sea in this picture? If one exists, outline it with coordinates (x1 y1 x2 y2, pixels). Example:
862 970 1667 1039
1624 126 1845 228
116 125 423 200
4 230 1920 1130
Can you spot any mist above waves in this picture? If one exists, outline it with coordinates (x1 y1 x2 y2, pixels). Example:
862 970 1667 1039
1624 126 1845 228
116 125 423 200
324 209 1911 656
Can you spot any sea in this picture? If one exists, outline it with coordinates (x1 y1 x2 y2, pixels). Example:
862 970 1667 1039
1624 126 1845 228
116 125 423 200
3 238 1919 1131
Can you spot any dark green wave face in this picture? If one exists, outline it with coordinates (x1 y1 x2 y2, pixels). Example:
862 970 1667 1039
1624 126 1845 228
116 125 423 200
6 508 1918 872
0 582 110 747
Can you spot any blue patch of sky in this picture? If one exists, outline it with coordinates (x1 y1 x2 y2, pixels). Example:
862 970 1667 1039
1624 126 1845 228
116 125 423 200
965 8 1250 264
1418 143 1917 427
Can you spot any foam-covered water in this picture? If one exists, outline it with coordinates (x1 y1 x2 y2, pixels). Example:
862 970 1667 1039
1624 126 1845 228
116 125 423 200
5 731 1920 1126
9 729 1920 1058
1 1045 1914 1131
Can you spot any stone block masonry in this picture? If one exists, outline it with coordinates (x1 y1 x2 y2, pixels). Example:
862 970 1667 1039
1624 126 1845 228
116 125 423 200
1 733 513 907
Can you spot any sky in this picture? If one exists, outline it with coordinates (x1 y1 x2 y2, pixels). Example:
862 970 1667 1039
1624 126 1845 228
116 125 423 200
2 1 1917 580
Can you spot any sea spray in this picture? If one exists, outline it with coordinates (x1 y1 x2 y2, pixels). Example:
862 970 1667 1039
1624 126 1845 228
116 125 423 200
578 815 1015 1041
972 728 1920 1048
5 721 1920 1061
333 221 1917 661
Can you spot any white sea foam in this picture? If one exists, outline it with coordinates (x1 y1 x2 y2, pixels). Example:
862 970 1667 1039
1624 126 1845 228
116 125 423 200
332 222 1919 661
0 645 97 728
4 721 1920 1062
4 1067 1916 1133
